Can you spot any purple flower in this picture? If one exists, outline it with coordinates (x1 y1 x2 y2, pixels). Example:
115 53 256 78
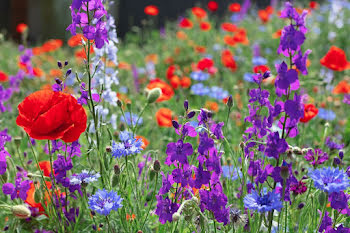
265 132 288 159
325 137 344 151
191 163 211 189
318 210 332 233
3 171 31 200
274 62 299 96
284 93 304 121
278 25 305 56
210 122 224 140
155 195 179 224
243 190 283 212
326 225 350 233
309 167 350 193
198 132 214 155
329 191 348 210
158 172 173 195
166 140 193 165
304 149 328 167
293 49 311 75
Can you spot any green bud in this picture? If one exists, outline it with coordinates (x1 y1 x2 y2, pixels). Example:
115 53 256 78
149 169 156 181
318 192 327 206
12 205 31 219
147 88 161 104
153 160 161 172
1 171 8 182
112 174 119 187
34 189 42 203
14 137 22 147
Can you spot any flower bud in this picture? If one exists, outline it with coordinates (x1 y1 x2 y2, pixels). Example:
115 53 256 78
147 88 161 104
263 71 270 79
55 78 62 84
239 141 245 150
146 191 153 202
64 60 69 66
339 151 344 160
292 147 302 155
57 61 62 69
114 164 120 175
117 99 123 108
172 120 179 129
111 174 119 187
34 189 42 203
14 137 22 147
333 157 341 165
149 169 156 180
187 111 195 119
318 192 327 206
3 226 9 231
298 202 305 209
172 212 180 221
207 111 213 118
227 95 233 108
280 165 290 180
153 160 161 172
106 146 112 153
184 100 189 111
12 205 31 219
65 68 72 77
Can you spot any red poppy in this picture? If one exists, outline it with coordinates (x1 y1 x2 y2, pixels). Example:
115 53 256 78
197 58 214 71
221 22 237 32
179 18 193 29
253 65 270 74
146 79 174 102
144 5 159 16
309 1 318 9
166 65 177 80
258 9 270 23
16 90 87 143
16 23 28 34
0 71 8 82
205 101 219 113
300 104 318 123
207 1 218 12
33 67 44 77
200 22 211 31
272 29 282 38
38 161 53 177
180 77 191 88
224 35 236 46
320 46 350 71
169 75 181 89
192 7 207 19
25 181 53 212
333 80 350 94
233 28 249 45
221 50 237 72
135 136 149 149
155 108 173 127
41 39 63 53
68 34 87 47
229 3 240 12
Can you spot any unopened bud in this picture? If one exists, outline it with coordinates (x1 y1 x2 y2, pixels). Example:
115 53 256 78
34 189 42 203
12 205 31 219
187 111 195 119
106 146 112 153
117 99 122 108
65 68 72 77
339 151 344 160
14 137 22 147
114 164 120 175
263 71 270 79
64 60 69 66
153 160 161 172
280 165 289 180
298 202 305 209
227 95 233 108
172 212 180 221
55 78 62 84
111 174 119 187
333 157 341 165
57 61 62 69
318 192 327 206
239 141 245 150
147 88 161 104
172 120 179 129
184 100 189 111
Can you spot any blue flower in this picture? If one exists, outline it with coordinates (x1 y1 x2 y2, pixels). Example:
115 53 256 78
88 189 123 215
190 71 209 81
112 131 143 158
209 86 229 100
120 112 143 126
70 170 100 185
317 108 336 121
309 167 350 193
222 166 242 181
252 56 267 66
191 83 210 96
244 190 283 212
243 73 254 82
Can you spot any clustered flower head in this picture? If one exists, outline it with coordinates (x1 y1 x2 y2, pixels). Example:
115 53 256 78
244 190 283 212
88 189 123 215
111 131 143 158
70 170 100 185
309 167 350 193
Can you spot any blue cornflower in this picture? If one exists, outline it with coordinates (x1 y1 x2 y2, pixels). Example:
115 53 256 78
112 131 143 158
243 73 254 82
318 108 336 121
88 189 123 215
120 112 143 126
244 190 283 212
190 71 209 81
208 86 229 100
191 83 210 96
70 170 100 185
309 167 350 193
222 165 242 181
252 56 267 66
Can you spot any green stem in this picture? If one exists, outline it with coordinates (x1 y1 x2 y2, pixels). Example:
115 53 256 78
141 173 158 230
316 193 328 232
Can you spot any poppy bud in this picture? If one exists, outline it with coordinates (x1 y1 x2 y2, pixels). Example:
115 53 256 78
187 111 195 119
227 95 233 108
117 99 123 108
172 212 180 221
65 68 72 77
153 160 161 172
318 192 327 206
146 191 153 202
149 169 156 180
12 205 31 219
137 231 143 233
239 141 245 150
184 100 189 111
57 61 62 69
106 146 112 153
147 87 161 104
172 120 179 129
114 164 120 175
64 60 69 66
298 202 305 209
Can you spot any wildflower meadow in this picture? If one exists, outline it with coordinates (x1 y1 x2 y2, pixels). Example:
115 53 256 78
0 0 349 232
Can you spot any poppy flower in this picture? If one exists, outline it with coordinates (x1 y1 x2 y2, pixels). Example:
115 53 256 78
253 65 270 74
205 101 219 112
68 34 86 47
221 50 237 72
176 30 188 40
195 45 206 54
166 65 177 80
179 18 193 29
16 90 87 143
233 28 249 45
197 58 214 71
207 1 218 12
320 46 350 71
192 7 207 19
273 29 282 38
229 3 240 12
200 22 211 31
224 35 236 46
135 136 149 149
41 39 63 53
156 108 173 127
333 81 350 94
16 23 28 34
33 67 44 77
25 181 53 212
169 75 181 89
180 77 191 88
258 9 270 23
146 79 174 102
38 161 53 177
221 22 237 32
145 54 158 64
300 104 318 123
0 71 8 82
309 1 318 9
144 5 159 16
